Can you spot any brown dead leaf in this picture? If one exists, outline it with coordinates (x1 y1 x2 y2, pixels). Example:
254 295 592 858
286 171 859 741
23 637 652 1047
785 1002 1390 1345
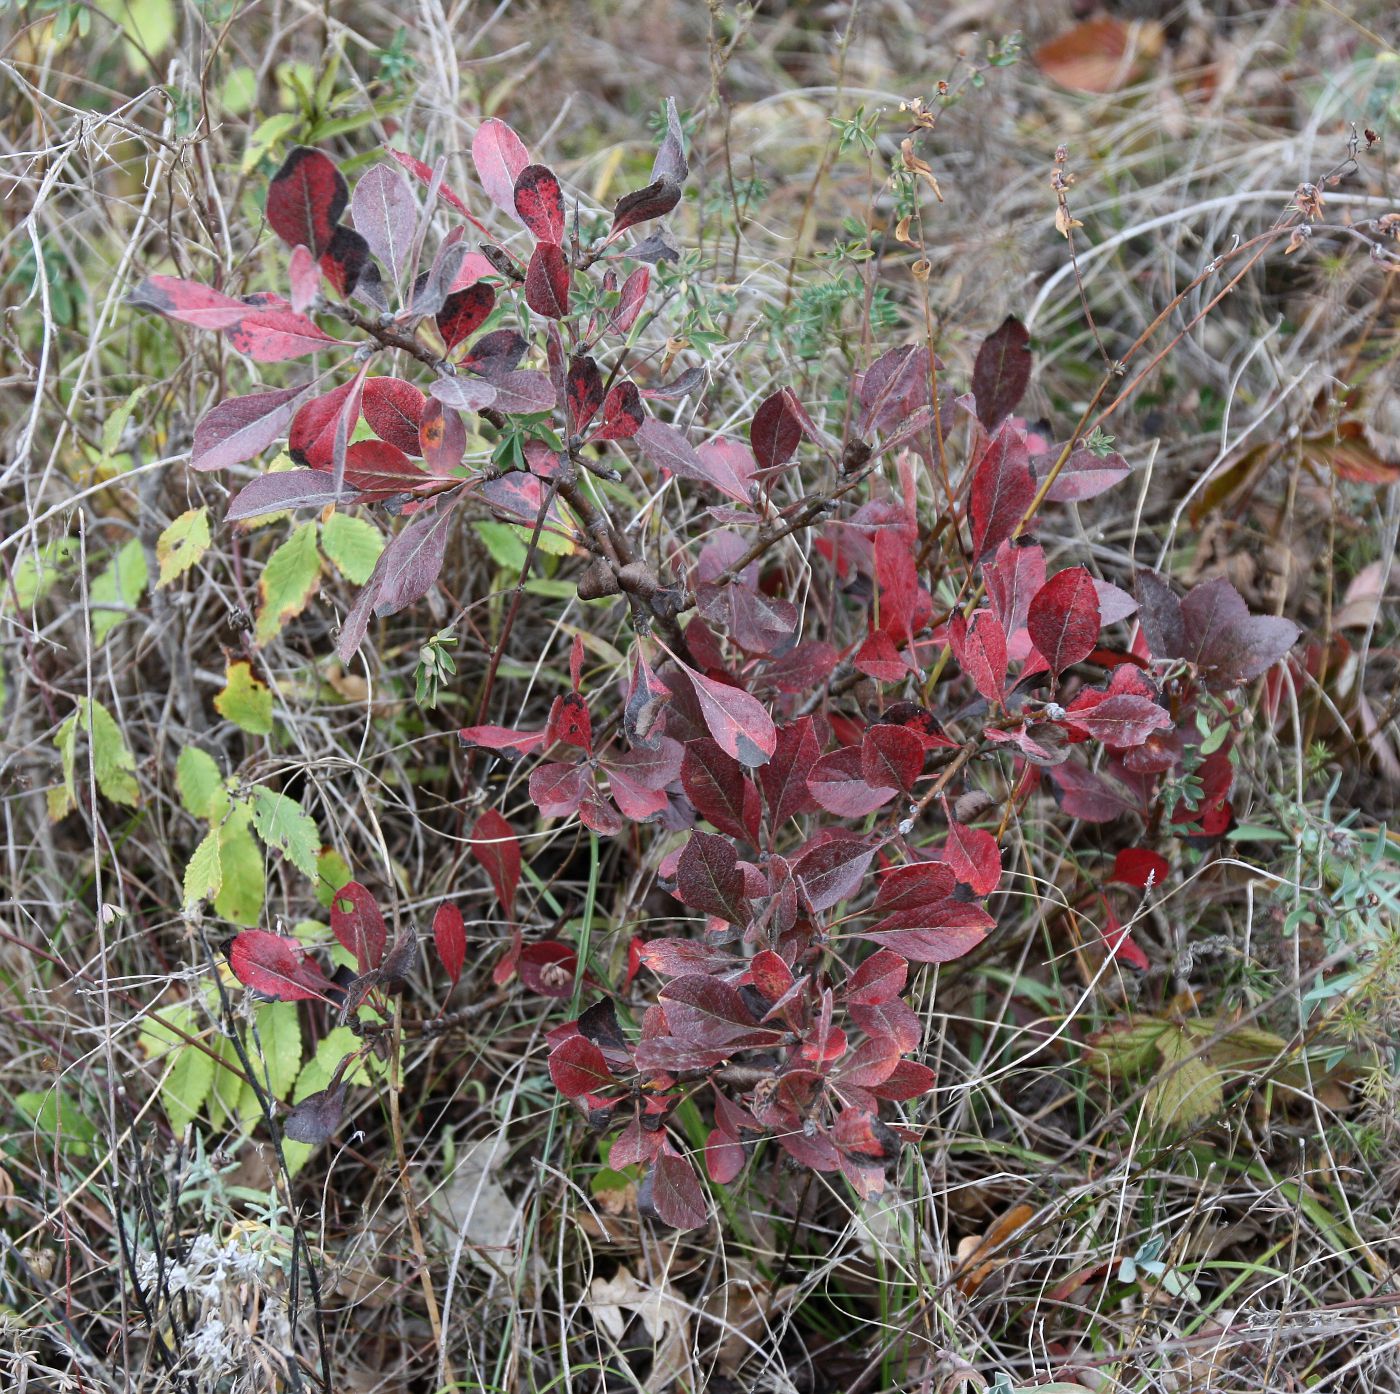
587 1265 693 1393
954 1201 1036 1295
700 1261 798 1375
1035 18 1164 95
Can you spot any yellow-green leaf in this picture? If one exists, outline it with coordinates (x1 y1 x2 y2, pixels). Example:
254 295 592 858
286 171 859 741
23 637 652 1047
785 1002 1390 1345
183 827 223 907
251 787 320 880
1146 1031 1224 1132
50 697 140 819
214 800 265 926
9 537 78 610
320 512 383 585
140 1005 215 1134
250 1001 302 1099
255 521 321 645
314 848 352 908
100 385 151 460
176 746 226 820
156 507 211 588
90 538 149 643
242 112 301 174
215 660 273 735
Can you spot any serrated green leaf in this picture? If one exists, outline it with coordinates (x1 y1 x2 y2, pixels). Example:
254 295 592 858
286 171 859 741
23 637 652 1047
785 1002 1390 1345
214 801 265 926
215 660 273 735
207 1031 247 1129
177 746 225 819
251 787 320 880
90 538 149 643
156 507 211 588
250 1001 302 1099
183 827 223 906
319 512 383 585
50 697 140 819
1145 1031 1223 1132
140 1006 215 1134
255 521 321 646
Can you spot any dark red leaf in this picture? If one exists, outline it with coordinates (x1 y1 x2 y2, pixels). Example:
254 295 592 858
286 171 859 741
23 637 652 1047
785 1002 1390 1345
750 389 805 470
847 948 908 1006
677 662 776 768
529 760 590 819
610 179 682 238
624 645 672 748
969 424 1036 560
513 163 566 244
943 820 1002 896
343 440 426 499
437 283 496 351
705 1130 746 1184
749 949 795 1001
659 974 771 1047
971 316 1032 430
518 941 578 997
459 328 528 381
229 930 334 1002
289 381 362 470
681 738 761 843
1027 567 1101 676
549 1034 614 1098
545 691 593 755
611 266 649 332
1110 847 1169 888
265 147 347 256
949 609 1008 704
565 355 605 436
362 377 426 455
792 836 878 912
871 1058 936 1101
641 1151 707 1230
860 726 924 795
1062 692 1171 748
469 809 520 918
594 381 644 440
696 582 796 656
858 345 933 434
858 900 994 962
808 746 898 817
319 225 371 297
432 902 466 987
759 716 822 827
675 830 750 925
524 242 570 319
330 882 387 972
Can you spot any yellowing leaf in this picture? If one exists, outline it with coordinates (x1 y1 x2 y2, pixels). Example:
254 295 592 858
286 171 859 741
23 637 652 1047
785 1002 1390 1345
215 660 273 735
183 827 223 906
90 538 149 643
214 801 266 926
255 521 321 645
320 512 383 585
1146 1031 1223 1132
50 697 140 819
156 507 211 588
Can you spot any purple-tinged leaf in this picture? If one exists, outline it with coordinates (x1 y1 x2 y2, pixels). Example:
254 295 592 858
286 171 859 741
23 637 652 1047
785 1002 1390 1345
329 881 387 972
362 377 427 454
949 609 1008 704
678 662 776 768
226 468 354 521
611 265 649 333
288 245 320 313
374 497 459 615
1038 446 1131 502
638 420 751 504
386 146 474 219
593 381 644 441
807 747 897 817
343 440 428 498
490 370 556 415
625 645 671 748
430 375 499 413
192 385 307 473
1062 692 1172 748
1027 567 1101 676
750 388 805 470
472 119 530 218
792 836 878 912
524 242 570 319
682 738 761 843
640 1150 707 1230
460 328 528 381
676 830 750 925
283 1083 347 1143
759 716 821 827
971 316 1032 430
566 355 605 436
351 162 417 285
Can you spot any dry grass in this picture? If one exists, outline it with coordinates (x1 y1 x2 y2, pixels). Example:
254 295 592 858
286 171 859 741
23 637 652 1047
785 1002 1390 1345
3 1 1400 1391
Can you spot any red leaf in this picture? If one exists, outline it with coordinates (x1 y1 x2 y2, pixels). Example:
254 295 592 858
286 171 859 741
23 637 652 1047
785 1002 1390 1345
228 930 334 1002
565 355 605 435
1062 692 1171 749
681 738 761 843
641 1151 708 1229
624 645 672 748
223 305 342 363
750 949 795 1001
969 424 1036 560
792 836 878 912
610 179 683 237
1037 446 1131 501
984 539 1047 656
472 118 530 217
861 725 924 795
529 761 590 819
593 381 644 440
611 266 650 332
549 1034 614 1098
1110 847 1169 888
265 147 347 256
1027 566 1101 676
513 163 566 243
678 662 776 769
675 831 750 926
847 948 908 1006
490 370 556 414
518 941 577 997
330 882 387 972
432 902 466 987
943 820 1002 896
192 385 306 473
659 974 770 1047
386 146 474 219
949 609 1008 704
750 388 805 470
288 244 320 312
759 716 822 827
545 691 593 755
858 900 993 962
705 1130 746 1184
872 861 956 915
871 1058 936 1100
971 316 1032 430
343 440 427 499
470 809 520 917
858 345 933 434
808 746 897 817
319 225 371 297
128 276 251 330
437 282 496 352
289 381 362 470
362 377 427 455
524 242 570 319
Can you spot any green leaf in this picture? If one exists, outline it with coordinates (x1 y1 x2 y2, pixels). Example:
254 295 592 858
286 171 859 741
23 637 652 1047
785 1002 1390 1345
214 800 265 926
9 537 78 611
215 660 273 735
242 112 301 173
156 507 211 588
100 385 152 461
475 520 528 571
49 697 140 819
315 847 352 908
251 787 320 880
183 827 223 907
250 1001 302 1099
90 538 149 643
255 521 321 646
320 512 383 585
1083 1017 1171 1079
176 747 225 819
140 1005 215 1134
15 1088 97 1157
